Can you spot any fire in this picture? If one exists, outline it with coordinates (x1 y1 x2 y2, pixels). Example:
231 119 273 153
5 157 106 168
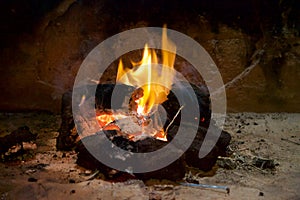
96 111 127 129
96 113 115 127
116 26 176 115
96 26 176 142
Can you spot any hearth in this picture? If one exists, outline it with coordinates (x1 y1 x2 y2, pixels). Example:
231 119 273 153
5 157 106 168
56 28 231 180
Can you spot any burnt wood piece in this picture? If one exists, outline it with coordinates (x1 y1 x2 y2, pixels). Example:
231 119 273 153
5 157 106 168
60 83 231 180
184 126 231 171
104 131 167 153
162 84 231 171
75 125 230 180
162 83 211 130
56 84 136 150
57 83 211 150
76 130 186 181
56 90 77 150
0 126 36 159
95 84 136 110
134 156 186 181
165 124 231 171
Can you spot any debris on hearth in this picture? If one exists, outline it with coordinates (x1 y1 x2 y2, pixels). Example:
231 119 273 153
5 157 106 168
0 126 37 161
217 141 279 173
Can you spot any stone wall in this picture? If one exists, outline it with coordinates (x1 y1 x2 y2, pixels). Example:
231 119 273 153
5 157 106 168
0 0 299 113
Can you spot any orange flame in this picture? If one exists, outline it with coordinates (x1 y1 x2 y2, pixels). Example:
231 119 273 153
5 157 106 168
116 26 176 115
96 114 115 127
96 112 127 128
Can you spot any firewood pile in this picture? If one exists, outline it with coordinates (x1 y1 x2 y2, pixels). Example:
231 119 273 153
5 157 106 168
56 83 231 181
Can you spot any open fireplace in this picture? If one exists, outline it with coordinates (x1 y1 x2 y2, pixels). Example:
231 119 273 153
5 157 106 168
56 27 231 181
0 0 299 199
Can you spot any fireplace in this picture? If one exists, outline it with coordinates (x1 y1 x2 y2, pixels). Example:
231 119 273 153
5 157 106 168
56 26 231 180
0 0 299 198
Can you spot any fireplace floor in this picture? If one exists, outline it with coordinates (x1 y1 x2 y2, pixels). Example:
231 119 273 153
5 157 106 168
0 112 299 199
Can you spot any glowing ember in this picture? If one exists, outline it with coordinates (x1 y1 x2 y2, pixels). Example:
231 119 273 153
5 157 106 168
96 112 168 141
96 113 115 127
96 111 127 128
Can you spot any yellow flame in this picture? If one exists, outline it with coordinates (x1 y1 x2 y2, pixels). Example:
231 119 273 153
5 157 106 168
116 26 176 115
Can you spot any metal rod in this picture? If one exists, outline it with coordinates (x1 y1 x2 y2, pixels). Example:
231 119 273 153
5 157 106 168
180 182 230 194
165 105 184 133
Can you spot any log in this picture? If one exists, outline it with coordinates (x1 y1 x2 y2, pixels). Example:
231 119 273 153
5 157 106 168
162 82 211 130
56 90 77 150
76 130 185 181
58 83 231 180
76 123 230 180
184 126 231 171
0 126 37 160
56 84 136 150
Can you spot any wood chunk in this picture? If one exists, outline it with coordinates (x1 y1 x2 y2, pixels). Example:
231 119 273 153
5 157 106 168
185 126 231 171
56 90 77 150
57 84 136 150
253 157 276 169
0 126 37 159
59 83 231 181
75 131 185 181
162 82 211 130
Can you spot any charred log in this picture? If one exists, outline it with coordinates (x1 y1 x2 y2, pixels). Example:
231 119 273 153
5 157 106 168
76 130 186 181
57 83 211 149
58 83 230 180
184 126 231 171
162 83 211 129
56 84 140 150
56 90 77 150
95 84 136 110
0 126 36 160
75 125 230 180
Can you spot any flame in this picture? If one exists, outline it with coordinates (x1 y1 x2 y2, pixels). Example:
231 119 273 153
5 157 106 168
154 130 168 141
96 112 127 128
102 26 177 142
96 113 115 127
116 26 176 115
